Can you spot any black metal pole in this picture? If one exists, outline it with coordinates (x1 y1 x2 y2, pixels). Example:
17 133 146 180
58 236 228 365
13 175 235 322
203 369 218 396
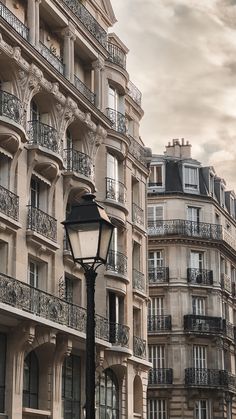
84 267 97 419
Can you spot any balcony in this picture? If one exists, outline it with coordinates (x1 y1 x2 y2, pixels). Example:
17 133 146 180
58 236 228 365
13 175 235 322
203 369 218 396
221 273 232 294
0 1 29 39
220 371 236 392
148 315 172 333
187 268 213 285
148 219 222 240
0 185 19 221
133 269 145 293
28 121 60 154
185 368 223 387
27 205 57 242
106 108 127 135
132 203 144 227
0 272 109 341
62 0 107 47
38 42 64 75
184 315 223 335
127 81 142 107
0 90 21 124
63 148 94 179
223 320 235 341
129 136 147 167
148 267 169 284
74 75 95 105
109 322 129 347
106 177 126 205
107 42 126 69
106 250 127 277
133 336 146 359
148 368 173 385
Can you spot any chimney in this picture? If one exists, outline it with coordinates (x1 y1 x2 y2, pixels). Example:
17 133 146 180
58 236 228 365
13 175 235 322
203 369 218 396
164 138 192 158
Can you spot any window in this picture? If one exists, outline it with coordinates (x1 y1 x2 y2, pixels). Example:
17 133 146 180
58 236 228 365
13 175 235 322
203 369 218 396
209 174 214 196
108 292 125 344
0 155 10 189
192 297 205 315
193 345 206 369
147 205 163 232
30 100 40 121
184 166 199 191
107 153 119 181
149 297 164 316
62 355 80 419
96 369 119 419
28 261 39 288
0 241 8 274
149 165 163 187
187 207 200 223
23 351 39 409
220 185 225 208
195 400 209 419
148 251 164 282
30 178 40 209
149 345 165 369
133 241 141 271
190 252 203 270
148 399 167 419
0 333 6 413
148 297 165 331
65 277 73 303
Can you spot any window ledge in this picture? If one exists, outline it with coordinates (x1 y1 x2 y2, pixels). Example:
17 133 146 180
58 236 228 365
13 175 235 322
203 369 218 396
22 407 51 417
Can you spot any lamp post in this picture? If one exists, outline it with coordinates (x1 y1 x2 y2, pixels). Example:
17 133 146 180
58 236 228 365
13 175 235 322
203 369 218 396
62 194 114 419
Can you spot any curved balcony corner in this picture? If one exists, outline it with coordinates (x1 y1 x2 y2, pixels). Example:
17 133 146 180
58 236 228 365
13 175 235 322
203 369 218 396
106 108 127 136
109 322 129 347
187 268 213 286
106 250 128 279
107 42 126 69
127 81 142 108
133 336 146 359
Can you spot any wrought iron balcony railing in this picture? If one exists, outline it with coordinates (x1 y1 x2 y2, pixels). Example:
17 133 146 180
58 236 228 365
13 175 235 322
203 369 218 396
0 272 109 342
0 1 29 39
106 108 127 135
133 269 145 293
133 336 146 359
223 320 235 341
38 42 64 75
107 42 126 69
27 205 57 242
132 203 144 226
148 315 172 333
127 81 142 107
106 250 127 277
0 90 21 123
148 267 169 284
148 219 222 240
221 273 232 294
28 121 60 154
148 368 173 385
106 177 126 204
187 268 213 285
74 75 95 105
62 0 107 47
220 371 236 391
109 322 129 347
0 185 19 221
184 315 223 334
129 136 147 166
185 368 224 387
63 148 94 179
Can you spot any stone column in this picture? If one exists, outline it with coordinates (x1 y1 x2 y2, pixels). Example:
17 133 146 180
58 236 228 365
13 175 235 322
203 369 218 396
35 0 41 48
62 26 76 82
92 56 105 109
27 0 36 45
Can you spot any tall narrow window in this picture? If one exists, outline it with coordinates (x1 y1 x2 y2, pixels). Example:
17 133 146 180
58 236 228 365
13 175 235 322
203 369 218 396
0 155 10 189
184 166 199 191
0 333 6 413
96 369 119 418
65 277 73 303
149 297 164 316
192 297 205 315
148 399 167 419
193 345 206 369
147 205 163 234
23 351 39 409
149 165 163 187
28 261 39 288
30 178 40 209
195 400 209 419
62 355 80 419
149 345 165 369
30 100 40 121
190 252 203 270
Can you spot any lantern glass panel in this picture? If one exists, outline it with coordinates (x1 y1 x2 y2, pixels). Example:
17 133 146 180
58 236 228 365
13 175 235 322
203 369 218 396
67 222 100 262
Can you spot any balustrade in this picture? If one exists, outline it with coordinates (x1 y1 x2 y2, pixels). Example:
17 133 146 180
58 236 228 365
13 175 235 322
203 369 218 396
187 268 213 285
28 121 60 154
129 135 147 166
148 267 169 284
106 250 127 276
185 368 225 387
0 185 19 221
38 42 64 75
109 322 129 347
148 315 172 332
221 273 232 294
0 90 21 124
27 205 57 242
148 368 173 385
133 336 146 359
74 75 95 104
64 148 93 179
184 315 223 334
0 1 29 39
106 108 127 135
107 42 126 69
127 81 142 107
132 203 144 226
133 269 145 293
148 219 222 240
106 177 126 204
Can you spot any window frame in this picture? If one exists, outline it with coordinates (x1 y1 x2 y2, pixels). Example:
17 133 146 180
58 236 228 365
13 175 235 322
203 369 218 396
183 164 199 193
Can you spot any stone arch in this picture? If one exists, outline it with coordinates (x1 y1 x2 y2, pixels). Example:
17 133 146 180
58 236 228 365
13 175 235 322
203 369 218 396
133 374 143 415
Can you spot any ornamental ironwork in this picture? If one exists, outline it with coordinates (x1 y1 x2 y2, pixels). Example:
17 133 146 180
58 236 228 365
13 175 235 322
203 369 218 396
221 273 232 294
106 250 127 276
220 371 236 391
187 268 213 285
0 90 21 123
107 42 126 69
223 320 235 341
62 0 107 47
148 368 173 385
0 185 19 221
148 219 222 240
106 108 127 135
129 136 147 166
28 121 60 154
132 203 144 226
185 368 222 387
0 272 109 341
0 1 29 39
74 75 96 104
27 205 57 242
109 322 129 347
38 42 64 75
106 177 126 204
148 315 172 332
127 81 142 107
148 267 169 284
63 148 94 179
184 315 223 334
133 269 145 293
133 336 146 359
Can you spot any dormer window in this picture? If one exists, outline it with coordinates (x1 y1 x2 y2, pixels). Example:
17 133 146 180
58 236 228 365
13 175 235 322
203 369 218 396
220 185 225 208
183 165 199 192
149 164 164 188
209 173 214 196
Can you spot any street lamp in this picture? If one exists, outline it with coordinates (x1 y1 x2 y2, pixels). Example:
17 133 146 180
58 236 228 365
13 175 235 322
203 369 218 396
62 193 114 419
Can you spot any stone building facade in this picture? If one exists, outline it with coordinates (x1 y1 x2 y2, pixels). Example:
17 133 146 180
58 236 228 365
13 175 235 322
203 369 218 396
0 1 151 418
147 139 236 419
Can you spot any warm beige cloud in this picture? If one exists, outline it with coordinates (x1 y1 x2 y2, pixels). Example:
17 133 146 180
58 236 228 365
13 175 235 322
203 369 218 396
111 0 236 189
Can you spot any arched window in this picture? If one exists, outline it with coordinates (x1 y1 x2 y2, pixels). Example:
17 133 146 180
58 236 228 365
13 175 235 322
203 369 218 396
23 351 39 409
96 369 119 418
62 354 80 419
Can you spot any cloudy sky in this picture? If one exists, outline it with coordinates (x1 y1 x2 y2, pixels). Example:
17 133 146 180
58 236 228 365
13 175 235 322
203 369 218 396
111 0 236 189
